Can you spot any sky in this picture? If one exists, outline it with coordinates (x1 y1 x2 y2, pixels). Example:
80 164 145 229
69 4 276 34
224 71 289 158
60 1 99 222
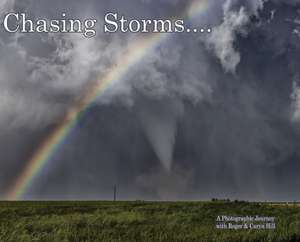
0 0 300 201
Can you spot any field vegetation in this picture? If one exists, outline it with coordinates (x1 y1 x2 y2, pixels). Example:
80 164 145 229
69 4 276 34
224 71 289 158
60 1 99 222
0 200 300 242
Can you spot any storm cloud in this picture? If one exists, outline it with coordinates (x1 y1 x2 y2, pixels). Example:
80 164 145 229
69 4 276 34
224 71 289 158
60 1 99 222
1 0 300 201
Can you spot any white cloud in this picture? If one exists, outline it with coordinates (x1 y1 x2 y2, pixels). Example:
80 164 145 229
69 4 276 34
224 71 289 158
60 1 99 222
291 79 300 122
206 5 249 73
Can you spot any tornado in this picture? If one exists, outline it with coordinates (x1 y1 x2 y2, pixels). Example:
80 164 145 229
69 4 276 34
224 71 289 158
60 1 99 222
138 99 183 172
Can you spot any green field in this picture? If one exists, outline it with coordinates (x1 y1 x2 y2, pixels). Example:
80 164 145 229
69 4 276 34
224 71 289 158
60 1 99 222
1 201 300 242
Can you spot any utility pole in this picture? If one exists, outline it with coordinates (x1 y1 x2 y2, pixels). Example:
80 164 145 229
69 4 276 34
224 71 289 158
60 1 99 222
113 185 117 201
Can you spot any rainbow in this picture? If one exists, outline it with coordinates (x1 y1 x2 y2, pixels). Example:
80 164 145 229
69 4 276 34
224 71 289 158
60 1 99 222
6 0 209 200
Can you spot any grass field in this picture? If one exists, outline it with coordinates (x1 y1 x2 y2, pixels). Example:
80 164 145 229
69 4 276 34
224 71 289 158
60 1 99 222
1 200 300 242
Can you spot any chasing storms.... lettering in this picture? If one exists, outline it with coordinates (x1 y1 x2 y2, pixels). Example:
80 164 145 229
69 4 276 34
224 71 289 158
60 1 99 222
2 12 211 38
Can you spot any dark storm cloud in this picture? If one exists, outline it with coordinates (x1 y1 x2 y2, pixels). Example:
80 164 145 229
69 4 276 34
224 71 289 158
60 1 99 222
1 0 300 200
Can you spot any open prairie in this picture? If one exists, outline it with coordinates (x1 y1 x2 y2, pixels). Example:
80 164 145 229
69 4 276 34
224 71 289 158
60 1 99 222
1 201 300 242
